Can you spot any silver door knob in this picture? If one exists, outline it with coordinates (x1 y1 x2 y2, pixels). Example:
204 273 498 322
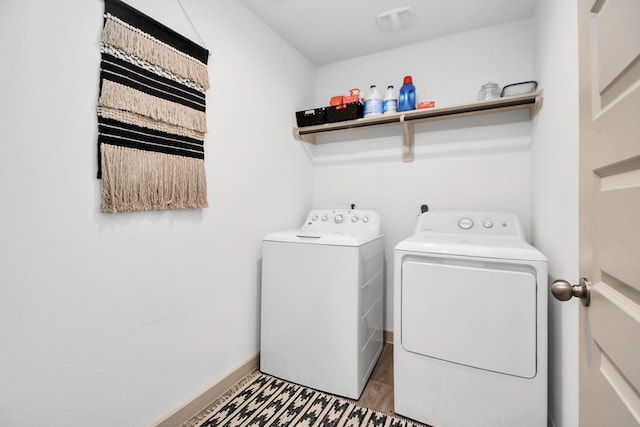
550 277 591 306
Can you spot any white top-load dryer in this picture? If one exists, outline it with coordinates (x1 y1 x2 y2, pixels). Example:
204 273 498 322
394 211 547 427
261 209 384 399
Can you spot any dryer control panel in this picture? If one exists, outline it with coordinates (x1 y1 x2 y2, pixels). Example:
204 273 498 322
415 211 524 239
302 209 381 235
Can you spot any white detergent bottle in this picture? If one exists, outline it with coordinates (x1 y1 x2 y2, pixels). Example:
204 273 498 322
383 85 397 114
363 85 383 117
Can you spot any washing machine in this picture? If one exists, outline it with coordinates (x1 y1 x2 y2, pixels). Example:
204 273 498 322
260 208 384 399
394 211 547 427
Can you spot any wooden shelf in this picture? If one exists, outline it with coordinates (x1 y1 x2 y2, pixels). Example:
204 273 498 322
293 90 543 162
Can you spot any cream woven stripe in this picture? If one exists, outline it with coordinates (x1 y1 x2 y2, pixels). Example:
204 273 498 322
100 144 207 213
102 15 209 89
101 44 206 93
99 80 207 133
98 107 205 141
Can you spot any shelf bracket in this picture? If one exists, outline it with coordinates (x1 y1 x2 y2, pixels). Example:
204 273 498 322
293 128 316 144
529 90 544 119
401 115 414 162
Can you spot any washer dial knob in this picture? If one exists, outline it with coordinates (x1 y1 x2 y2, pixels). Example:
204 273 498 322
362 216 369 223
483 219 494 228
458 218 473 229
312 215 319 222
335 214 344 223
321 215 328 222
351 215 359 223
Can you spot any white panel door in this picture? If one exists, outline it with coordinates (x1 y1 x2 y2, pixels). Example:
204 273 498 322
575 0 640 425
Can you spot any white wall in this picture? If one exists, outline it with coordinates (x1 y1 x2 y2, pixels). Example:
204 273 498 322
311 20 536 331
0 1 313 426
532 1 580 426
0 1 581 425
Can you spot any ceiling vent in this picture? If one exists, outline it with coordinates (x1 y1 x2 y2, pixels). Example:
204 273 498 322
376 6 415 33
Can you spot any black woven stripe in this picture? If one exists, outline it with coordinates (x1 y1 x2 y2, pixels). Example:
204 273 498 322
99 125 203 158
104 0 208 64
99 136 204 160
100 69 205 112
99 116 203 145
102 53 205 101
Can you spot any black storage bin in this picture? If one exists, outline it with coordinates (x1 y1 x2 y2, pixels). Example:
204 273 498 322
326 103 364 123
296 107 327 127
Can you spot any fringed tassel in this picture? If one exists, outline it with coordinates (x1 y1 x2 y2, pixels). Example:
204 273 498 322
101 44 207 94
98 107 205 141
99 80 207 133
101 144 208 213
102 17 210 90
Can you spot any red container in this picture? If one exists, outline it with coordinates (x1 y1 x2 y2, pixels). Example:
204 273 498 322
330 96 344 106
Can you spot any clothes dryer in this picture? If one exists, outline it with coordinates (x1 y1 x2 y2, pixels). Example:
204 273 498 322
261 209 384 399
394 211 547 427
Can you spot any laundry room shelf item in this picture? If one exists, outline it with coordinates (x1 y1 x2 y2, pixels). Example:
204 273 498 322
293 90 543 162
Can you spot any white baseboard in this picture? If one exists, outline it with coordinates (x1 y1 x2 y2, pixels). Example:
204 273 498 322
152 354 259 427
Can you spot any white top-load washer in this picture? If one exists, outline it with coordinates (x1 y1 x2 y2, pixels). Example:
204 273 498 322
261 209 384 399
394 211 547 427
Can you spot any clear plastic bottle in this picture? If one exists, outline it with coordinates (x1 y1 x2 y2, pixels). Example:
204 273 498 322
478 82 501 101
398 76 416 112
383 85 397 114
363 85 383 117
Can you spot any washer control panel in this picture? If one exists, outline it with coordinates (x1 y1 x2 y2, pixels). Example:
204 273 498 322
416 211 523 238
302 209 381 235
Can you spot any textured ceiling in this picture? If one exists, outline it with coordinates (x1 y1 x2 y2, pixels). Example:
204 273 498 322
238 0 539 66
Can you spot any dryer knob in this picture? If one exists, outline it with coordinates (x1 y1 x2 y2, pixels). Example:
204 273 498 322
335 214 344 223
362 216 369 223
312 215 319 222
483 220 494 228
351 215 359 223
321 215 328 222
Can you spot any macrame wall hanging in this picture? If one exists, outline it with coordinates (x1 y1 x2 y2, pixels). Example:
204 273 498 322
97 0 209 212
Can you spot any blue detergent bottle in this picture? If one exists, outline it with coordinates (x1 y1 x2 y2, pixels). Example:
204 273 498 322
398 75 416 112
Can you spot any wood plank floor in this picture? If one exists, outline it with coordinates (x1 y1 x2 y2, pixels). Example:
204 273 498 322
354 343 394 413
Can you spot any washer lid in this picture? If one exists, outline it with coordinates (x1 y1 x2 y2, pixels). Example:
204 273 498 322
395 234 547 262
263 208 383 247
263 229 382 247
